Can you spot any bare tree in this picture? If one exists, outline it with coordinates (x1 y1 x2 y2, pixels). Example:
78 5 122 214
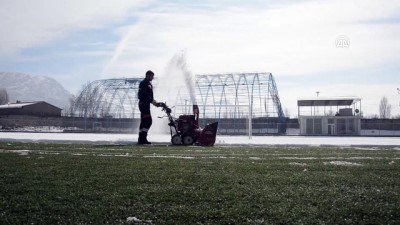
0 88 9 105
379 96 392 119
62 95 77 117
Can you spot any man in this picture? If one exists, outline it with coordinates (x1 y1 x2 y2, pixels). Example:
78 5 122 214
137 70 161 145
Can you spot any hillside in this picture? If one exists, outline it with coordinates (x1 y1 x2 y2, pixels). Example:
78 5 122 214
0 72 73 108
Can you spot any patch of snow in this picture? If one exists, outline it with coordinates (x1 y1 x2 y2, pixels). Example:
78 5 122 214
279 157 318 160
202 156 236 159
115 153 131 157
249 157 261 160
143 155 194 159
7 150 30 155
38 151 60 155
289 162 308 166
126 216 152 224
349 157 382 160
247 218 265 224
353 147 380 151
2 133 400 147
11 126 65 133
127 217 141 223
97 154 131 157
323 161 363 166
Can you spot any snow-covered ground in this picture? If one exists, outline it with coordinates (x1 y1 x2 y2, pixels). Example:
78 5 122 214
1 132 400 147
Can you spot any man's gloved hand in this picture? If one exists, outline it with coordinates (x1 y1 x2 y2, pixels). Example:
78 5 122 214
153 102 163 107
157 102 166 108
152 100 161 107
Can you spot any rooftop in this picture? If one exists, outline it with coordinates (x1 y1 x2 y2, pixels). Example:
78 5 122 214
0 101 41 109
297 97 361 107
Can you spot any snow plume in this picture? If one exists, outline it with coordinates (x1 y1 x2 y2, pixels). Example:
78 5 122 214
150 51 197 134
165 51 197 105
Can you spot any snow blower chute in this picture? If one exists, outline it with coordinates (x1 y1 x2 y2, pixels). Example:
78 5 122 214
159 103 218 146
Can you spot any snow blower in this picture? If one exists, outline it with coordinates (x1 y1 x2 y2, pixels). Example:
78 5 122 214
158 103 218 146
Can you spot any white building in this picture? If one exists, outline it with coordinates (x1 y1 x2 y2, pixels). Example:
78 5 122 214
297 97 362 135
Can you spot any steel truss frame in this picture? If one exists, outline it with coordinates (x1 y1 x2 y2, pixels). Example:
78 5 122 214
73 78 141 118
73 73 285 134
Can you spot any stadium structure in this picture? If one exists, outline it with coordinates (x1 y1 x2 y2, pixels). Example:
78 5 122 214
72 78 141 118
72 72 286 134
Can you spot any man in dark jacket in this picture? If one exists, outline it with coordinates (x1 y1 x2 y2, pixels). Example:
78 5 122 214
137 70 161 144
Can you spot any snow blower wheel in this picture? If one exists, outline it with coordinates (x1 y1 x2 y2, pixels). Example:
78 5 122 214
171 134 182 145
182 135 194 145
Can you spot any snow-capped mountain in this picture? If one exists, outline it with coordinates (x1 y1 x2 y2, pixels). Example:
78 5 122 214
0 72 73 108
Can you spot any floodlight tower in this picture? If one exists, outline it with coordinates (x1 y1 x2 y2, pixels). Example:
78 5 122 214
397 88 400 106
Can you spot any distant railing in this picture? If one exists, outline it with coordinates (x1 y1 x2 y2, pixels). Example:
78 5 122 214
1 115 400 136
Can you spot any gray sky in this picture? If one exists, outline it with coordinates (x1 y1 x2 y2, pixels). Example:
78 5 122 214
0 0 399 117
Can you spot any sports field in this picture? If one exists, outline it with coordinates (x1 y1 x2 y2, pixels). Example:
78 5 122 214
0 142 399 224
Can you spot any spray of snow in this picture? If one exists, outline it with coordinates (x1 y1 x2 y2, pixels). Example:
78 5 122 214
150 51 197 134
161 50 197 105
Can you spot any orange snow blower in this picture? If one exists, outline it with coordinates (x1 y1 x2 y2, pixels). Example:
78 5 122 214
159 103 218 146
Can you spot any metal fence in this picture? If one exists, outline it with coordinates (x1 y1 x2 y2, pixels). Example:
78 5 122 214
0 115 140 133
1 115 400 136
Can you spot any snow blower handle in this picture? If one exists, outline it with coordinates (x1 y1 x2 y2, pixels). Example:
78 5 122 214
159 102 172 114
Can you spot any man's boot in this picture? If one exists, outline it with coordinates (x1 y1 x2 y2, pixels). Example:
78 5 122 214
137 132 146 145
137 132 151 145
142 132 151 144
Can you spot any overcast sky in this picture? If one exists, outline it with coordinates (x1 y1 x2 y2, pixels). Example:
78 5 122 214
0 0 399 117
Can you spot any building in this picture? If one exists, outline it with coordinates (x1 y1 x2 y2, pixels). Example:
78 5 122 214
297 97 362 135
0 101 62 117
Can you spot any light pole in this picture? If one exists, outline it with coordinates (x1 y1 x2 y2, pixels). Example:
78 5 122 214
397 88 400 106
315 91 320 115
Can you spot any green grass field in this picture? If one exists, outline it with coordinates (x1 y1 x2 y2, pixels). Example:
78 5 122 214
0 142 399 224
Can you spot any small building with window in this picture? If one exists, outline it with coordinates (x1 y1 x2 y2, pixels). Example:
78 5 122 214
297 97 362 135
